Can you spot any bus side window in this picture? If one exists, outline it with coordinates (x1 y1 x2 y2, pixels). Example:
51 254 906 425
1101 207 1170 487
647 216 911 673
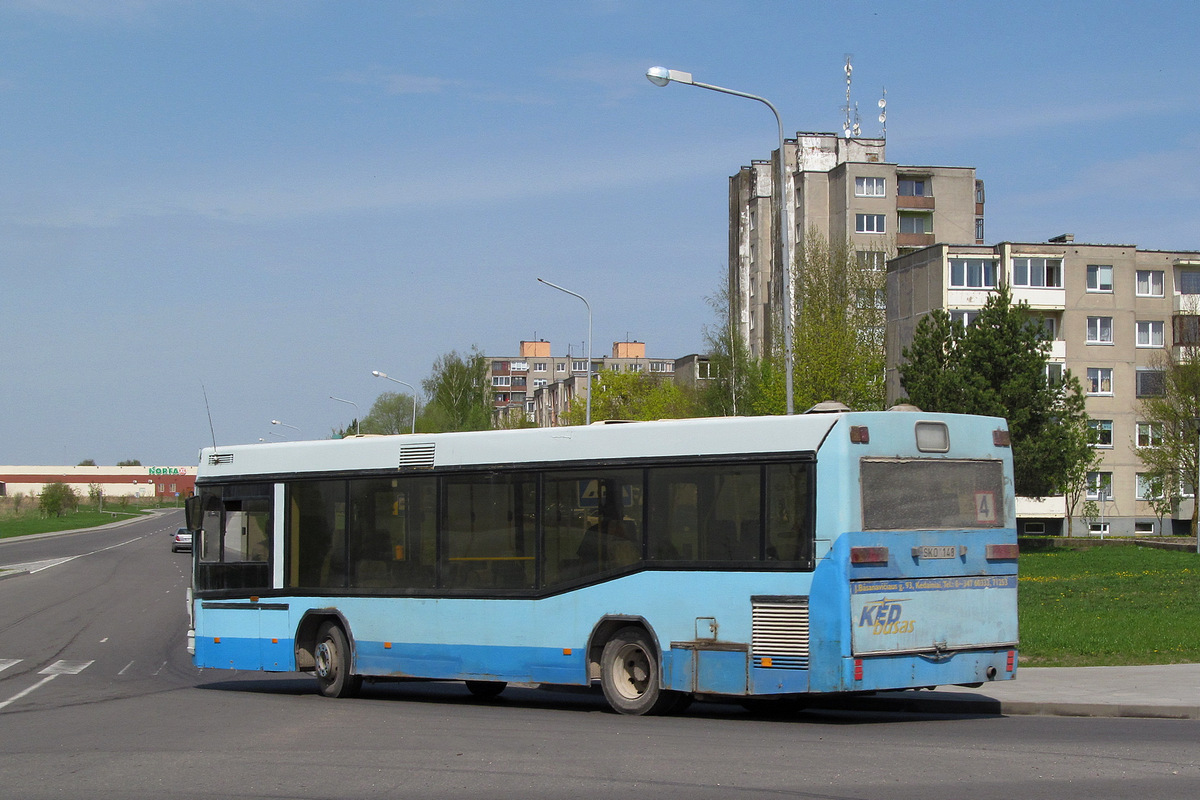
765 462 813 564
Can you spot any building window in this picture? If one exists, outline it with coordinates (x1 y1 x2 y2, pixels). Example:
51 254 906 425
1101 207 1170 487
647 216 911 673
949 310 980 328
1087 367 1113 395
1088 419 1113 447
493 392 509 403
855 176 886 197
1136 320 1165 348
1136 368 1166 397
857 250 886 271
1012 257 1063 288
1136 474 1163 501
898 213 931 234
1086 316 1114 344
1045 362 1064 387
1136 269 1165 297
1023 521 1045 535
975 218 985 241
533 362 547 372
1032 315 1057 340
627 363 643 372
1086 471 1113 501
649 361 674 373
855 214 886 234
897 178 927 196
1087 264 1114 293
1089 522 1111 536
491 376 511 387
1137 422 1164 448
533 379 548 387
949 258 997 289
491 361 508 372
556 362 566 372
1180 270 1200 295
572 360 587 373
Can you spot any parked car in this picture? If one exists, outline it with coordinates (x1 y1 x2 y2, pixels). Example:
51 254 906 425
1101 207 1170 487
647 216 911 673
172 528 193 553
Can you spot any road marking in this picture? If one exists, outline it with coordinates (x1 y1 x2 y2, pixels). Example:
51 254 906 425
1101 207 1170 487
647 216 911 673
153 661 167 676
0 660 94 712
0 659 22 675
118 661 134 676
0 537 145 576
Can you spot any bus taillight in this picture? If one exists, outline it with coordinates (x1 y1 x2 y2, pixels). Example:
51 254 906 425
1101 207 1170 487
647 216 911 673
986 543 1019 560
1006 650 1016 672
850 546 889 564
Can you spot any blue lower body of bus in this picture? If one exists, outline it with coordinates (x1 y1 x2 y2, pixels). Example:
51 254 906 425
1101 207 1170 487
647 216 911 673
193 561 1018 698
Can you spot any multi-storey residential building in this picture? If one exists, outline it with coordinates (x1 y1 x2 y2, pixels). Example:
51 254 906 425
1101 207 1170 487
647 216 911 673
728 132 984 359
489 340 678 426
887 237 1200 537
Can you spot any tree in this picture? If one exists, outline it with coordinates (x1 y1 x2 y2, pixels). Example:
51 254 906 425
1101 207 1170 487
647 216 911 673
1060 404 1104 538
420 348 492 432
88 483 104 510
38 482 79 517
789 231 888 412
117 459 142 467
331 392 420 438
899 284 1092 498
77 459 96 467
1136 347 1200 536
562 370 696 425
700 231 887 416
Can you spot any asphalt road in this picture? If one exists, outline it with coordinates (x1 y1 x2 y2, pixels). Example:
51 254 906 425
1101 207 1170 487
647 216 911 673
1 510 1198 799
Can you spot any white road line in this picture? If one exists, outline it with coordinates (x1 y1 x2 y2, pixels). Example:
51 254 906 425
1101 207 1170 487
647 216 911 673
118 661 134 676
0 675 57 711
0 658 22 675
0 536 145 576
152 661 167 676
0 660 94 712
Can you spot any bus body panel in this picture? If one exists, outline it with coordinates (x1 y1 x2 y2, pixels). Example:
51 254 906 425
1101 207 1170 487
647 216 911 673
190 411 1019 705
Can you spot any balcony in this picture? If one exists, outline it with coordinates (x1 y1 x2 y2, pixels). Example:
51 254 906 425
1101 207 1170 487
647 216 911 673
896 232 935 248
896 194 935 210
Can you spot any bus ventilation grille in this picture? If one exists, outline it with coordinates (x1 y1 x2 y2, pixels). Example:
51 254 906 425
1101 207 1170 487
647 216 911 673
751 598 810 670
207 453 233 465
398 443 436 470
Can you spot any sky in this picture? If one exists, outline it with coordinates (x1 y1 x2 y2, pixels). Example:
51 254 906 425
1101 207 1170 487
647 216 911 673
3 0 1200 467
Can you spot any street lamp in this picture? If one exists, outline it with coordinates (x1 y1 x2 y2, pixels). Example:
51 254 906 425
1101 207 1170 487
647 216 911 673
371 371 417 434
646 66 795 415
330 396 360 436
538 277 592 425
270 419 300 436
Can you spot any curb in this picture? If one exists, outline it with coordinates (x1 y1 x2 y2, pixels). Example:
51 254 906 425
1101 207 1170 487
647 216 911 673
825 692 1200 720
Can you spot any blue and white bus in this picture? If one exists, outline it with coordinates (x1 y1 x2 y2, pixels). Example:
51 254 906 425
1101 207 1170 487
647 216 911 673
186 406 1018 714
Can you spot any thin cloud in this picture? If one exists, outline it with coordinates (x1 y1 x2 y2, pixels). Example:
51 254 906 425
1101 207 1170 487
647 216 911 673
334 67 465 96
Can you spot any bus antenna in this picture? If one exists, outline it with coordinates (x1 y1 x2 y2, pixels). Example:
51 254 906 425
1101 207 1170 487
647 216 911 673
201 382 218 450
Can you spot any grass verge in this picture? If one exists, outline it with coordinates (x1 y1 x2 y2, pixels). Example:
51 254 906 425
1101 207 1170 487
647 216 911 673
0 510 142 539
1019 545 1200 666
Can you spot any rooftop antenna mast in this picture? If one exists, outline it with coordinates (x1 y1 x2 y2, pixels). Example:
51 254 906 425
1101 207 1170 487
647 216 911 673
842 55 860 139
878 87 887 139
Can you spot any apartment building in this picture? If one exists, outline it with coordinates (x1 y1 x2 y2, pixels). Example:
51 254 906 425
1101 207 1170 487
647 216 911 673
489 340 677 425
728 132 983 359
887 237 1200 536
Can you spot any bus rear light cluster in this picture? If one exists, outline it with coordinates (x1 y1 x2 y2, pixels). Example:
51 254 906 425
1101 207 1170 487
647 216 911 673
986 543 1019 560
1006 650 1016 672
850 546 889 564
993 429 1011 447
854 659 863 681
849 425 870 444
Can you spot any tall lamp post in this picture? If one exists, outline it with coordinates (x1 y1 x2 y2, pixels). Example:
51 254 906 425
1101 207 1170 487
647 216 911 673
646 66 795 415
329 396 360 436
270 419 300 435
371 371 418 434
538 277 592 425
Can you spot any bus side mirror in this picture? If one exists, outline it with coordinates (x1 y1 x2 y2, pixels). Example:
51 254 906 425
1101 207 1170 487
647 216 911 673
184 495 203 533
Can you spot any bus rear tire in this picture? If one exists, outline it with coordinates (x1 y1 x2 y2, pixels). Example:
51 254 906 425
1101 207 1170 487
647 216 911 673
465 680 507 699
600 627 679 716
314 622 361 699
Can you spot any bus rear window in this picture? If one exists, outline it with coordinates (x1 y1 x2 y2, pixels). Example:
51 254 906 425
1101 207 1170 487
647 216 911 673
861 459 1004 530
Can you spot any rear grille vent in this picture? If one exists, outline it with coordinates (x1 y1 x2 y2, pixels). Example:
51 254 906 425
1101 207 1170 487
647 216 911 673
208 453 233 465
398 443 436 470
752 597 810 670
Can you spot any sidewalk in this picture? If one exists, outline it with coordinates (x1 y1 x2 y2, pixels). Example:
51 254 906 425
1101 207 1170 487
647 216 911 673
841 663 1200 720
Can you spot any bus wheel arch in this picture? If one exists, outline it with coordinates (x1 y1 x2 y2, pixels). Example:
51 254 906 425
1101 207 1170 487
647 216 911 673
590 619 679 716
296 610 362 698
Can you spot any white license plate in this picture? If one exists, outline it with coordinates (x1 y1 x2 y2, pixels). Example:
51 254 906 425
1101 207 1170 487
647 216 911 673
920 545 958 559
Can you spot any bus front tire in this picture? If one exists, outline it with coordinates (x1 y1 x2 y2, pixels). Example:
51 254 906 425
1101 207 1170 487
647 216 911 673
600 627 679 716
314 622 362 699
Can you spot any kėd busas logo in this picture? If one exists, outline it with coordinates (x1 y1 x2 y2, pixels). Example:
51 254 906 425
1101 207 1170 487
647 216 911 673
857 597 915 635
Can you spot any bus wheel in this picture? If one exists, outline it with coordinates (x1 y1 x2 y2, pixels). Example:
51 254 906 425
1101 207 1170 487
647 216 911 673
465 680 507 699
314 622 361 699
600 627 678 715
